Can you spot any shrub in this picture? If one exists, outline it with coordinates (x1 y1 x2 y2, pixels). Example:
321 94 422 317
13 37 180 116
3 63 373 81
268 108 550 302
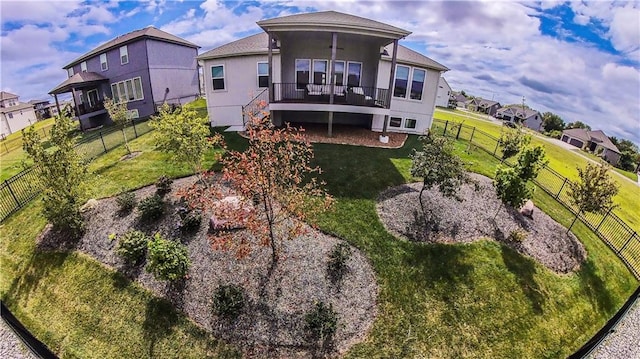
155 175 173 196
212 284 245 319
138 194 165 221
146 233 190 281
176 205 203 233
507 229 527 243
305 302 338 343
116 191 136 213
327 242 352 282
116 230 149 263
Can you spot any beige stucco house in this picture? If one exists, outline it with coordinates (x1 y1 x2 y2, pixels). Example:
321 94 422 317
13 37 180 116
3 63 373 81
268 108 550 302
197 11 448 137
0 91 38 138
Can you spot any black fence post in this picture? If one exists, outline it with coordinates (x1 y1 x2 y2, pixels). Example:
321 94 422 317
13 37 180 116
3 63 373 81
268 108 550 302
618 232 637 254
596 207 613 232
99 131 107 153
443 120 449 136
5 180 20 207
469 127 476 143
455 123 462 139
493 140 500 156
556 178 568 199
132 120 138 138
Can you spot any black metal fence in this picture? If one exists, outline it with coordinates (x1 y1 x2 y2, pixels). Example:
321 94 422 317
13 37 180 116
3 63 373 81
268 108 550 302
0 118 153 222
432 119 640 279
0 124 56 154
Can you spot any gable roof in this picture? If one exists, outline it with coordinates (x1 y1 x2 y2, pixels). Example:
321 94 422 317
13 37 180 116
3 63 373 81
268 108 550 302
29 99 50 105
64 26 199 69
561 128 619 153
562 128 590 141
0 102 34 114
197 31 448 71
0 91 19 101
497 105 539 119
257 11 411 39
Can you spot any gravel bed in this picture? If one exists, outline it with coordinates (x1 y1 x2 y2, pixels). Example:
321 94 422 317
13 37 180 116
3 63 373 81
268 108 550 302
589 295 640 359
37 177 378 358
376 173 587 274
0 320 37 359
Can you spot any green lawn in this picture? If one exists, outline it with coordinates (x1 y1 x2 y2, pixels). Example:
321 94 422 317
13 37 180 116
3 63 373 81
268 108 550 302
1 129 637 358
575 149 638 182
434 109 640 233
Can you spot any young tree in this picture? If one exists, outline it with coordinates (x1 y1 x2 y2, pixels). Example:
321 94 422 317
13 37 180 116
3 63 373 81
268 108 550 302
182 113 333 261
103 97 131 155
150 103 220 175
23 114 87 236
498 127 531 160
542 112 565 132
567 163 619 232
493 145 547 218
410 133 472 227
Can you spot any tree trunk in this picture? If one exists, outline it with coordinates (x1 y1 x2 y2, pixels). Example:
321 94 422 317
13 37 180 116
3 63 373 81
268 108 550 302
419 185 429 229
121 127 131 155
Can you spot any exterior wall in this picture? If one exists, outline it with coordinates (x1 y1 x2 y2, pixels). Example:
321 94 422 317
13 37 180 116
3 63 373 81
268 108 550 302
146 39 199 105
523 114 542 131
0 107 37 136
280 36 379 88
435 77 451 108
602 148 621 165
203 54 282 127
375 60 441 134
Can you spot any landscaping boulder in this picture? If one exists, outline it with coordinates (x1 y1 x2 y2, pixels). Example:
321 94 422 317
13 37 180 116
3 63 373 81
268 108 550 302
209 196 252 231
519 200 535 219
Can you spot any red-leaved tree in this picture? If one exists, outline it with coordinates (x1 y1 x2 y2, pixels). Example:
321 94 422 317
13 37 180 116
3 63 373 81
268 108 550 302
181 109 333 261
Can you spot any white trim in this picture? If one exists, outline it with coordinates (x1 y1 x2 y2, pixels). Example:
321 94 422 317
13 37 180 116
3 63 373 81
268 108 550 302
120 45 129 65
211 64 226 91
100 53 108 71
393 64 410 99
295 58 311 91
332 60 345 86
346 61 362 87
110 76 144 103
80 61 87 72
312 59 328 85
409 68 426 101
68 67 74 77
87 89 99 107
257 61 269 88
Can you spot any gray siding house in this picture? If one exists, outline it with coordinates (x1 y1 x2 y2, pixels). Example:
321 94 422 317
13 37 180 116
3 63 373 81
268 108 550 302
198 11 448 137
561 128 621 165
49 26 200 130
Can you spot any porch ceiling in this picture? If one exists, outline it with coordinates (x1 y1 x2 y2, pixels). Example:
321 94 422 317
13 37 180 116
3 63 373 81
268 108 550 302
49 72 109 95
274 31 393 49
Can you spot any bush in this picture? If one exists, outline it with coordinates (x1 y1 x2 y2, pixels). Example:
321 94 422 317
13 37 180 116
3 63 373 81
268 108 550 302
138 194 165 221
146 233 190 281
305 302 338 343
507 229 527 243
116 230 149 263
327 242 352 282
176 205 202 233
155 175 173 196
212 284 245 319
116 191 136 213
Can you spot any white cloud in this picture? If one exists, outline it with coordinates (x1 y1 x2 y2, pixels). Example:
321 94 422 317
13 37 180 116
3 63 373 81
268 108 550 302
609 5 640 54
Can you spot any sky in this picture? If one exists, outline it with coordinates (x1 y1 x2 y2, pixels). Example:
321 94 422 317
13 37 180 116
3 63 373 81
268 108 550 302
1 0 639 144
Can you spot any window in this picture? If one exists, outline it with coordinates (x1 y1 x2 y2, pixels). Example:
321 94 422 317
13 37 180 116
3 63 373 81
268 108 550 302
347 62 362 87
389 117 402 127
120 46 129 65
333 60 345 85
313 59 328 85
87 89 99 107
295 59 310 90
405 118 417 129
100 53 108 71
394 65 410 98
68 67 74 77
110 77 144 103
81 61 87 72
211 65 225 90
257 62 269 88
410 69 425 100
7 113 13 119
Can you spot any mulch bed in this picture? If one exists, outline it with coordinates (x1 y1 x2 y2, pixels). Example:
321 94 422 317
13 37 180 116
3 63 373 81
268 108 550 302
36 177 378 358
376 173 587 274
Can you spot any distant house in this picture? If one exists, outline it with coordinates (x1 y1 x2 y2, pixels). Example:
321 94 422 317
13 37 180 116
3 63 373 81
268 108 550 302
0 91 38 137
495 106 542 131
561 128 621 165
465 98 501 116
49 26 200 130
450 92 467 108
435 77 452 108
28 99 52 120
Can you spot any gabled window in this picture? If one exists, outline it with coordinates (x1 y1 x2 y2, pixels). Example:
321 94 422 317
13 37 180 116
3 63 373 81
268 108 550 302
211 65 225 90
100 53 108 71
81 61 87 72
410 69 425 100
347 62 362 87
257 62 269 88
393 65 410 98
295 59 310 90
120 46 129 65
68 67 74 77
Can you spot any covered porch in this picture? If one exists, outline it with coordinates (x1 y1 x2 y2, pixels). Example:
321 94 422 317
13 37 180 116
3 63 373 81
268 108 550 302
49 72 110 130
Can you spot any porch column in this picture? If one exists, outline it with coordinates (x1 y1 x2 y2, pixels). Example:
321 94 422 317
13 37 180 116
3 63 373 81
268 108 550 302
54 94 61 119
70 87 83 131
327 32 337 137
382 39 399 137
267 32 274 103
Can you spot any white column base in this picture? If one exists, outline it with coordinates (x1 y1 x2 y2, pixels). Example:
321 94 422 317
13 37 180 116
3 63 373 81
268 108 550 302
379 135 389 143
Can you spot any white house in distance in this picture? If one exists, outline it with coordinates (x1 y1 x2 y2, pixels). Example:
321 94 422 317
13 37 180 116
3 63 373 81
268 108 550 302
198 11 448 137
495 106 543 132
435 77 451 108
0 91 38 138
